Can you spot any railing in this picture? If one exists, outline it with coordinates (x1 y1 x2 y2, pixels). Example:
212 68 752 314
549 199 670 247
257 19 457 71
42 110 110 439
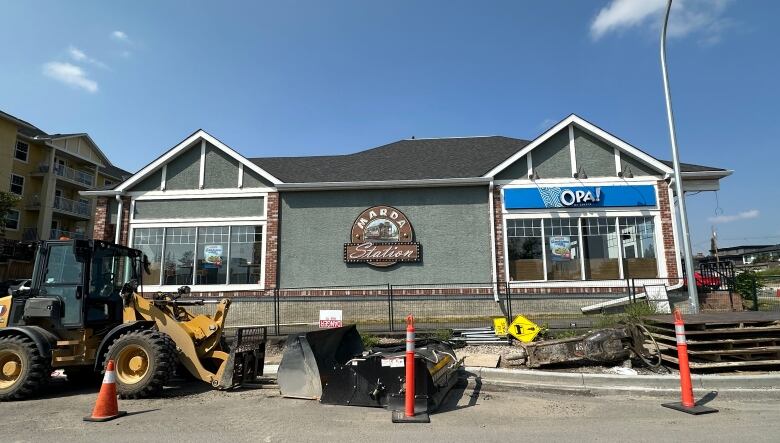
49 229 87 240
53 196 91 217
174 278 718 336
53 163 95 187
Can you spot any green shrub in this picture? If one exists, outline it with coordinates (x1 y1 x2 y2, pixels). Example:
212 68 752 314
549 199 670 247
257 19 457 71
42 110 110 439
361 333 380 349
734 270 764 299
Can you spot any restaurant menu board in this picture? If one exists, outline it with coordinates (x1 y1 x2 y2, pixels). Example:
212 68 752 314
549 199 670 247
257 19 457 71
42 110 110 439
549 236 572 261
204 245 223 268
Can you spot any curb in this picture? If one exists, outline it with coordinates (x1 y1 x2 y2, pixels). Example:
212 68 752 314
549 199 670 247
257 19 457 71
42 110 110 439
467 367 780 398
263 364 780 398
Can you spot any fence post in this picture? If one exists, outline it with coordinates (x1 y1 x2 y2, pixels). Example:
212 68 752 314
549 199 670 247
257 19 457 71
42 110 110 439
751 276 759 312
505 282 512 320
273 288 280 336
388 283 394 332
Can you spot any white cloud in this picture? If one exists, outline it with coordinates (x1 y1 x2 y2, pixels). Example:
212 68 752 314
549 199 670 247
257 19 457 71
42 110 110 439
708 209 759 224
111 30 130 42
42 62 98 93
590 0 735 43
68 45 109 69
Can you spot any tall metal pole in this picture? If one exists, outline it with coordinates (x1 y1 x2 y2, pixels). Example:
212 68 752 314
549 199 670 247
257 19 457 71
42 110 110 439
661 0 699 313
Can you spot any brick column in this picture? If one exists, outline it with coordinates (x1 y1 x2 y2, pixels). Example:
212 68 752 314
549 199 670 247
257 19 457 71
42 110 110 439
264 192 279 289
92 197 111 241
492 186 506 285
657 180 679 278
118 197 131 246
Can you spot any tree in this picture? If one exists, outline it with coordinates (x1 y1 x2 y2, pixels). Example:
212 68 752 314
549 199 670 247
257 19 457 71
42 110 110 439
0 191 21 235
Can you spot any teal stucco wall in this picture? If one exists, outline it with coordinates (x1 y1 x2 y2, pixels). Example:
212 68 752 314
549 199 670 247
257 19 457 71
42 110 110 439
278 186 493 287
532 130 571 178
574 128 617 177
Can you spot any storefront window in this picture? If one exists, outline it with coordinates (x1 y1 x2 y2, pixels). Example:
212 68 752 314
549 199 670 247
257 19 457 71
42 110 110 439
506 219 544 281
229 226 263 284
620 217 657 278
133 228 164 285
196 226 229 285
582 218 620 280
545 218 581 280
132 225 265 286
163 227 196 285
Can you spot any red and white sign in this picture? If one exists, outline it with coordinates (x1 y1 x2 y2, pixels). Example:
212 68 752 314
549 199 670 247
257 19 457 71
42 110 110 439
319 309 343 329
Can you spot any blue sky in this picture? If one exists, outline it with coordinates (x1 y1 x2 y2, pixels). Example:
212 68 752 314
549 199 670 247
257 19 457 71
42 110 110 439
1 0 777 252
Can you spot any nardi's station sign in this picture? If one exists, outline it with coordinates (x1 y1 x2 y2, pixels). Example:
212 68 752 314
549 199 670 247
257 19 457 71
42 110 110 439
344 205 421 268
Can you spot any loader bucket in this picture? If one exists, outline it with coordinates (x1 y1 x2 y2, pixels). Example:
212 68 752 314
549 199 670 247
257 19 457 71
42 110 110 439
217 326 267 388
277 325 364 399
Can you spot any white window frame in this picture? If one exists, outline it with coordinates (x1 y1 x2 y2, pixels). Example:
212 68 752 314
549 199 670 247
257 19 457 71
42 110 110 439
10 174 25 196
14 140 29 163
129 218 268 292
503 209 663 287
5 209 20 231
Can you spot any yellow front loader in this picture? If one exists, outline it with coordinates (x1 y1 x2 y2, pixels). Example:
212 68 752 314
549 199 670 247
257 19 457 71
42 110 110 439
0 239 265 401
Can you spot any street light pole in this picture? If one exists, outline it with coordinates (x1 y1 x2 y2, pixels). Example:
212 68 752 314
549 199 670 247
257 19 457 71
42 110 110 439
661 0 699 313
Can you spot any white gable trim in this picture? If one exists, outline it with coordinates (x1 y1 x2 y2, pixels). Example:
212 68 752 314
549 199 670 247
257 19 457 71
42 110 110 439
483 114 673 178
116 130 281 192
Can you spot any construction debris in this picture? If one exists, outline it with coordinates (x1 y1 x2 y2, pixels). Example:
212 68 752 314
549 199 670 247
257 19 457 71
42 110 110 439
518 328 632 368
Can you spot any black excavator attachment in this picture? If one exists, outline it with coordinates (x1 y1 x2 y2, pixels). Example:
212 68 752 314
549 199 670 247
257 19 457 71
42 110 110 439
278 325 462 414
218 326 267 388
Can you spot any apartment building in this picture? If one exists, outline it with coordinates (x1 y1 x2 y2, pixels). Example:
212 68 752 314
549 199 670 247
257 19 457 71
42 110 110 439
1 110 129 243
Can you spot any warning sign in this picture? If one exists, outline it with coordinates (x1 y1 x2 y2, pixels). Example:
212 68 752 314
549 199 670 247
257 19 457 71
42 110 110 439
493 317 508 337
319 310 343 329
507 315 540 342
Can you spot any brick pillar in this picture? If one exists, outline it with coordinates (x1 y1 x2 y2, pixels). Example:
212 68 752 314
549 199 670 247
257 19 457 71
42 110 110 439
657 180 679 278
492 186 506 285
92 197 111 241
118 197 131 246
264 192 279 289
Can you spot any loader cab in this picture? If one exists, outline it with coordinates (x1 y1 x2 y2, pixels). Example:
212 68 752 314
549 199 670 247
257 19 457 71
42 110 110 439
19 240 143 331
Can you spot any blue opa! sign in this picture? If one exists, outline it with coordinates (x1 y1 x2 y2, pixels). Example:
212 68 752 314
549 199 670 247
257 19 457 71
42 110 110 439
504 185 656 209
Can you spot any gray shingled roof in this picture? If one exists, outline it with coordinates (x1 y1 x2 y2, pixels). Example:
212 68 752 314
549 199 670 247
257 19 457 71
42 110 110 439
250 136 726 183
658 160 727 173
251 136 532 183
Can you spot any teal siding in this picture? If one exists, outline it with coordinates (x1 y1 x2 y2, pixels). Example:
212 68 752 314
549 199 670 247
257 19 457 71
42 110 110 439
621 153 662 178
495 155 527 180
128 170 162 192
133 197 265 219
204 143 239 189
279 187 492 287
532 130 571 178
165 146 201 190
574 128 616 177
243 168 274 188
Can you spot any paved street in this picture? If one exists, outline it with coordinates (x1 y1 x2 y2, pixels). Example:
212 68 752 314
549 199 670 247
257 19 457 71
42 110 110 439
1 376 778 442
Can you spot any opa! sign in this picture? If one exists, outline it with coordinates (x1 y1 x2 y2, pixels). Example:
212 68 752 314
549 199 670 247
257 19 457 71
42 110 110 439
319 310 343 329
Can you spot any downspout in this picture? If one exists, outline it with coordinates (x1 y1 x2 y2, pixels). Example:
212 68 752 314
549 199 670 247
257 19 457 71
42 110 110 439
114 195 123 245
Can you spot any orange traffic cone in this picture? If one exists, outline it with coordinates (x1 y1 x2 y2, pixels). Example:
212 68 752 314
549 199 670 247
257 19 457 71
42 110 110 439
84 360 127 422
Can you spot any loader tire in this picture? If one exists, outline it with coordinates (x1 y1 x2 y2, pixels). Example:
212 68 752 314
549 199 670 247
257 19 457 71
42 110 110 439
0 335 51 401
104 329 175 399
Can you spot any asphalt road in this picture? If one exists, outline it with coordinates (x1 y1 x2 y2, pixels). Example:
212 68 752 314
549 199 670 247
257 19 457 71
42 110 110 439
1 376 778 442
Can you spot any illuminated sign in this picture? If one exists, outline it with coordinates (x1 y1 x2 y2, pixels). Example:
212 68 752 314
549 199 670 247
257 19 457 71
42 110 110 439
504 185 656 209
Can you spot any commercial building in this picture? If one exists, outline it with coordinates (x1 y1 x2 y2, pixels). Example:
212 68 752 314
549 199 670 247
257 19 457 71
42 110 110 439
85 114 731 295
1 110 130 242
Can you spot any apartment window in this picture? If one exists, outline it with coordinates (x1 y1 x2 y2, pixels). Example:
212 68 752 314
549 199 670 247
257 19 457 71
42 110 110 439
14 141 29 162
133 225 264 286
5 210 20 230
104 179 114 187
10 174 24 195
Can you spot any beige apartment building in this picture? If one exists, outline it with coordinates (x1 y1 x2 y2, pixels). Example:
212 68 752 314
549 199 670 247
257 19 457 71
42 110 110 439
1 110 129 243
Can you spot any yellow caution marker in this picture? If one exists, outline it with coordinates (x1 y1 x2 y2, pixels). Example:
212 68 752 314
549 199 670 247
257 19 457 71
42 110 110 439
507 315 540 342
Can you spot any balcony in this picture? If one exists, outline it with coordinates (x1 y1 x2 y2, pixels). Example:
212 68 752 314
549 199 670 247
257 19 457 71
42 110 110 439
50 229 88 240
53 196 91 218
53 163 95 188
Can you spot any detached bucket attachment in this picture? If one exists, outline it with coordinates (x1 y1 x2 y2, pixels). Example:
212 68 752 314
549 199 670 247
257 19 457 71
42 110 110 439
278 325 462 415
218 326 267 388
278 325 364 399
